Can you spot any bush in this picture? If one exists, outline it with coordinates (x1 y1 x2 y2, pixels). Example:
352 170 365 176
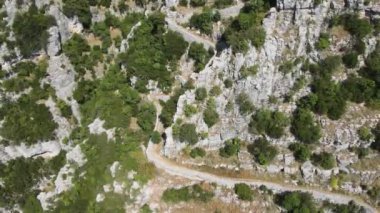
62 33 91 75
326 200 365 213
315 33 330 50
224 78 233 88
179 123 198 144
291 109 321 144
189 10 220 35
241 65 258 78
341 14 372 39
195 87 208 101
63 0 91 28
162 184 214 203
160 89 184 127
342 52 358 68
190 0 206 7
151 131 161 144
210 86 222 96
249 109 289 138
236 93 254 115
203 106 219 127
311 152 336 170
214 0 233 8
219 138 241 158
357 126 373 141
13 4 55 57
342 75 375 104
2 62 46 92
275 191 317 213
289 143 311 162
247 137 278 165
184 104 198 117
190 147 206 158
234 183 253 201
188 42 212 72
137 102 157 133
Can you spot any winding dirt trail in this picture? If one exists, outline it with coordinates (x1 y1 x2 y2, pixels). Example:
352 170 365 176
146 143 377 212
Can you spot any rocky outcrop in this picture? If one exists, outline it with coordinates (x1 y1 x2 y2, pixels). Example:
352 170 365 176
47 27 61 57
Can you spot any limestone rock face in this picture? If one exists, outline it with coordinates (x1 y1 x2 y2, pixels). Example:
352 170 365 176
47 26 61 57
165 0 179 8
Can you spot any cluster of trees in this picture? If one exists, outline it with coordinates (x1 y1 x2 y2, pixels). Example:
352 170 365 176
0 94 57 145
247 137 278 165
222 0 267 53
219 138 241 157
137 102 157 133
119 13 188 90
189 9 220 35
162 184 214 203
0 152 66 210
234 183 253 201
188 42 213 72
290 108 321 144
214 0 233 8
13 4 55 57
249 109 289 138
289 143 311 162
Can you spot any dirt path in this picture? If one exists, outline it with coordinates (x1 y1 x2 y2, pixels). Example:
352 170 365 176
146 143 377 212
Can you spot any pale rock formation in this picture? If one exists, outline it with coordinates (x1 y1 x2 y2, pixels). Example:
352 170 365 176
47 26 61 57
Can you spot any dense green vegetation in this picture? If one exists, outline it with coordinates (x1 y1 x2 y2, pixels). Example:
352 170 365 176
0 94 57 145
219 138 241 157
249 109 289 138
74 66 141 128
179 123 198 144
62 0 92 28
151 131 161 144
340 14 372 39
190 147 206 158
234 183 253 201
188 42 213 72
0 152 66 210
189 9 220 35
137 102 157 133
370 122 380 152
190 0 206 7
288 143 311 162
214 0 233 8
241 65 258 78
247 137 277 165
62 33 92 76
290 108 321 144
222 0 267 53
275 191 317 213
13 4 55 57
2 62 46 92
311 152 336 170
162 184 214 203
323 200 365 213
342 52 359 68
118 13 188 91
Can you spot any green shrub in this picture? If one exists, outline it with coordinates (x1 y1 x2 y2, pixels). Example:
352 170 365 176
57 99 73 119
249 109 289 139
325 200 365 213
184 104 198 117
190 147 206 158
357 126 373 141
224 78 233 88
341 14 372 39
160 89 185 127
151 131 161 144
219 138 241 158
234 183 253 201
62 0 91 28
356 147 369 159
179 123 198 144
342 75 375 104
137 102 157 133
162 184 214 203
188 42 213 72
342 52 358 68
62 33 91 75
311 152 336 170
315 33 330 50
288 143 311 162
247 137 278 165
214 0 233 8
236 93 254 115
12 4 55 57
203 106 219 127
190 10 220 35
2 62 46 92
275 191 317 213
241 65 258 78
195 87 208 101
279 61 294 74
210 86 222 96
291 108 321 144
190 0 206 7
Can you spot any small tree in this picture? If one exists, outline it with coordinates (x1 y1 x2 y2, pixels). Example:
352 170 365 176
234 183 253 201
311 152 336 170
179 123 198 144
247 137 278 165
190 147 206 158
288 143 311 162
195 87 208 101
219 138 241 158
151 131 161 144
